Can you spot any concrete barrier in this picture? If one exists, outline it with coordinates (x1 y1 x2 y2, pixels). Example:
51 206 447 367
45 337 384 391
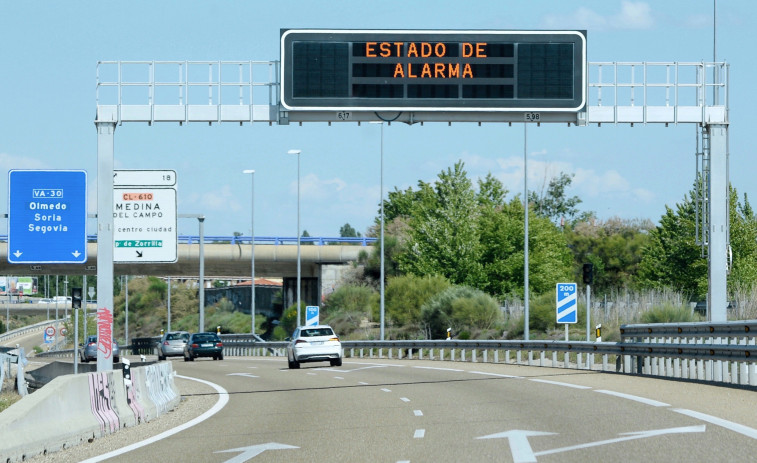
0 362 180 462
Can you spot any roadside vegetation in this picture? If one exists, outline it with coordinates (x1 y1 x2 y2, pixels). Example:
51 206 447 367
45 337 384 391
9 161 757 347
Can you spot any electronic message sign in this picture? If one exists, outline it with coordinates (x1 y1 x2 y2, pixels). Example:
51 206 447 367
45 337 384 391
281 30 586 112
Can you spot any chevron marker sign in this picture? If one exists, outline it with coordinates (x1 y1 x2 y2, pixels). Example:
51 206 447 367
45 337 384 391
556 283 578 324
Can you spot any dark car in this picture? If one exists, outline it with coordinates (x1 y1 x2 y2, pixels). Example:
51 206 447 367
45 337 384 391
80 335 120 363
158 330 189 360
183 332 224 361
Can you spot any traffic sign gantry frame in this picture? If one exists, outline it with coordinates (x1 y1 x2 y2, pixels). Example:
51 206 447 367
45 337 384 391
7 170 88 264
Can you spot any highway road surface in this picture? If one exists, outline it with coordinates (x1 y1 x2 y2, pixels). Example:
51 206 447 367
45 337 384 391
21 355 757 463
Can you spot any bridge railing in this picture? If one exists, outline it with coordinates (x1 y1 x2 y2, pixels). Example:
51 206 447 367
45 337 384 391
0 234 377 246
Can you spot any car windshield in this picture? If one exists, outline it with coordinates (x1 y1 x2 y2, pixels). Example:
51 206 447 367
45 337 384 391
166 333 185 341
301 328 334 337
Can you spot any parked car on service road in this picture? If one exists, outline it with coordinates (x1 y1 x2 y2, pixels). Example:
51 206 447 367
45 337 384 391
158 330 189 360
287 325 342 369
183 332 224 361
80 335 120 363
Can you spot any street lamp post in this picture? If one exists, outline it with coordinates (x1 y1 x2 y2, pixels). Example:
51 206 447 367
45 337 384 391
243 169 256 335
371 122 386 340
287 149 302 327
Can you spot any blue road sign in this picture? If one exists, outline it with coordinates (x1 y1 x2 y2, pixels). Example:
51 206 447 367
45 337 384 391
305 306 320 326
8 170 87 264
556 283 578 324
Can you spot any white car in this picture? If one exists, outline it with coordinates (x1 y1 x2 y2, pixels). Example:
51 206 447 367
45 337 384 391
287 325 342 369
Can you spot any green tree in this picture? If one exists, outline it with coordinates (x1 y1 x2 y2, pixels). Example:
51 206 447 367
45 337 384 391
528 172 586 224
636 181 757 300
339 223 361 238
399 161 483 287
566 218 653 293
478 197 573 297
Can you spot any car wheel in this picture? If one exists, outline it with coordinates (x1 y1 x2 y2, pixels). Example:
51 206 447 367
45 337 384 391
114 356 120 363
330 357 342 367
158 353 165 361
183 353 190 362
289 358 300 369
219 353 223 360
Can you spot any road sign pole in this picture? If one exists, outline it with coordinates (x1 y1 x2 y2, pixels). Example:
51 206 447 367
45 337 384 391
96 121 115 372
586 284 591 341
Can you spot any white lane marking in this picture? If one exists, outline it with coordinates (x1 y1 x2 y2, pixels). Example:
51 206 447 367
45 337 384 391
350 361 406 366
477 430 556 463
227 373 259 379
400 397 411 402
534 425 706 458
673 409 757 439
414 429 425 438
470 371 522 379
594 390 669 407
359 381 370 385
381 388 392 392
307 372 317 376
79 375 229 463
414 410 423 417
247 366 258 369
530 379 591 389
397 460 410 463
215 443 298 462
412 366 464 372
334 376 344 380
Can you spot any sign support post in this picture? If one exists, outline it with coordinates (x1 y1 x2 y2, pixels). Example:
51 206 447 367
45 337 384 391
96 121 115 372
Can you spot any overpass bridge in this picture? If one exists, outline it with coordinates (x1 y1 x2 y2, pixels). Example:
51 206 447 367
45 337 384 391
0 235 374 277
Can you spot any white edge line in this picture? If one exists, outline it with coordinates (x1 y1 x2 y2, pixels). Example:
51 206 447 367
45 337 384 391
673 409 757 439
530 379 592 389
595 389 669 407
80 375 229 463
412 366 464 372
470 371 522 379
414 410 423 417
400 397 410 402
413 429 426 439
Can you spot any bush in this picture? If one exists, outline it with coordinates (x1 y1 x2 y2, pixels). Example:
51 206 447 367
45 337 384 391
420 286 502 339
322 284 377 321
640 303 700 323
385 274 450 327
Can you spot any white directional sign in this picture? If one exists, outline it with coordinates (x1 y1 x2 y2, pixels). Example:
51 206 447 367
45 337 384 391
113 170 177 263
556 283 577 324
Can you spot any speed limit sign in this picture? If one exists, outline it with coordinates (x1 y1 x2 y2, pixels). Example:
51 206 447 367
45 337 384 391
45 326 55 337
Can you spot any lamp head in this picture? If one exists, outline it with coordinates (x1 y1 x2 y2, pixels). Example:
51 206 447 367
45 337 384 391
287 149 301 155
242 169 255 174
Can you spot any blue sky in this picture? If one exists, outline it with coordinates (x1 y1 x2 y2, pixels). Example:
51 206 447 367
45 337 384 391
1 1 754 238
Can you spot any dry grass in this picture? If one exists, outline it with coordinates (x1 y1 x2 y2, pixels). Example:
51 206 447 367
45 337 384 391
0 384 22 413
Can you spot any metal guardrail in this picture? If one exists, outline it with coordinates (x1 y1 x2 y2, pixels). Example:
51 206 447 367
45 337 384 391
0 320 52 343
29 322 757 388
621 321 757 339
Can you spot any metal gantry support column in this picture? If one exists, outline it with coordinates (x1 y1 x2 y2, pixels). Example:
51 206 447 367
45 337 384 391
708 123 729 322
95 121 115 372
